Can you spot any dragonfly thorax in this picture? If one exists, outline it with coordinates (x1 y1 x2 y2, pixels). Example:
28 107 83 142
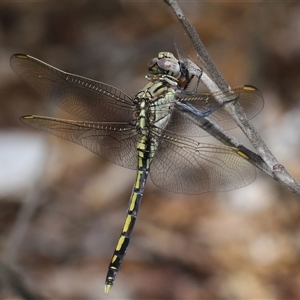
134 79 175 130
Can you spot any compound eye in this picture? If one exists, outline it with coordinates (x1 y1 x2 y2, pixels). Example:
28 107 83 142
148 57 158 69
157 57 180 75
147 52 180 76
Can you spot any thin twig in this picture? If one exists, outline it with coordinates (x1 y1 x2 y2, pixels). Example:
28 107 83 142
174 100 272 177
4 140 49 264
164 0 300 197
0 262 46 300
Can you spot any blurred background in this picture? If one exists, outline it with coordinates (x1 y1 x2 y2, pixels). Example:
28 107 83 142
1 1 300 298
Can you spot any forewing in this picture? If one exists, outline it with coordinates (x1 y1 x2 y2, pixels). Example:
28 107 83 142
11 54 134 122
169 85 264 136
21 115 138 169
150 129 255 194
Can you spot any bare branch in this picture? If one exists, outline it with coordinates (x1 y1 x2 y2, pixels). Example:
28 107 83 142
164 0 300 197
164 0 228 90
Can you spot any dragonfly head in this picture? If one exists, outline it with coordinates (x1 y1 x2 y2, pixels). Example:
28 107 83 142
148 52 191 89
148 52 181 77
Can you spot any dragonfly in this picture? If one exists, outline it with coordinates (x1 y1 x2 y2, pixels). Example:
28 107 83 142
11 52 264 294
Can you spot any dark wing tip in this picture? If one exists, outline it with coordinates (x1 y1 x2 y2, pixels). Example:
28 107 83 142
243 84 257 91
10 53 29 64
11 53 28 59
20 115 35 123
21 115 34 119
10 53 29 70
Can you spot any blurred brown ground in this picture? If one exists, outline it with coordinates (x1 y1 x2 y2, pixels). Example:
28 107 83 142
1 1 300 299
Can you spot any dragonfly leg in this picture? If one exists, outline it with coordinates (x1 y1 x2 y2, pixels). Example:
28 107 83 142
178 62 203 95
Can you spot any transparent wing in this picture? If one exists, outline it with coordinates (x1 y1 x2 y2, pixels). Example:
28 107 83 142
11 54 134 122
21 115 138 169
167 85 264 136
150 128 255 194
